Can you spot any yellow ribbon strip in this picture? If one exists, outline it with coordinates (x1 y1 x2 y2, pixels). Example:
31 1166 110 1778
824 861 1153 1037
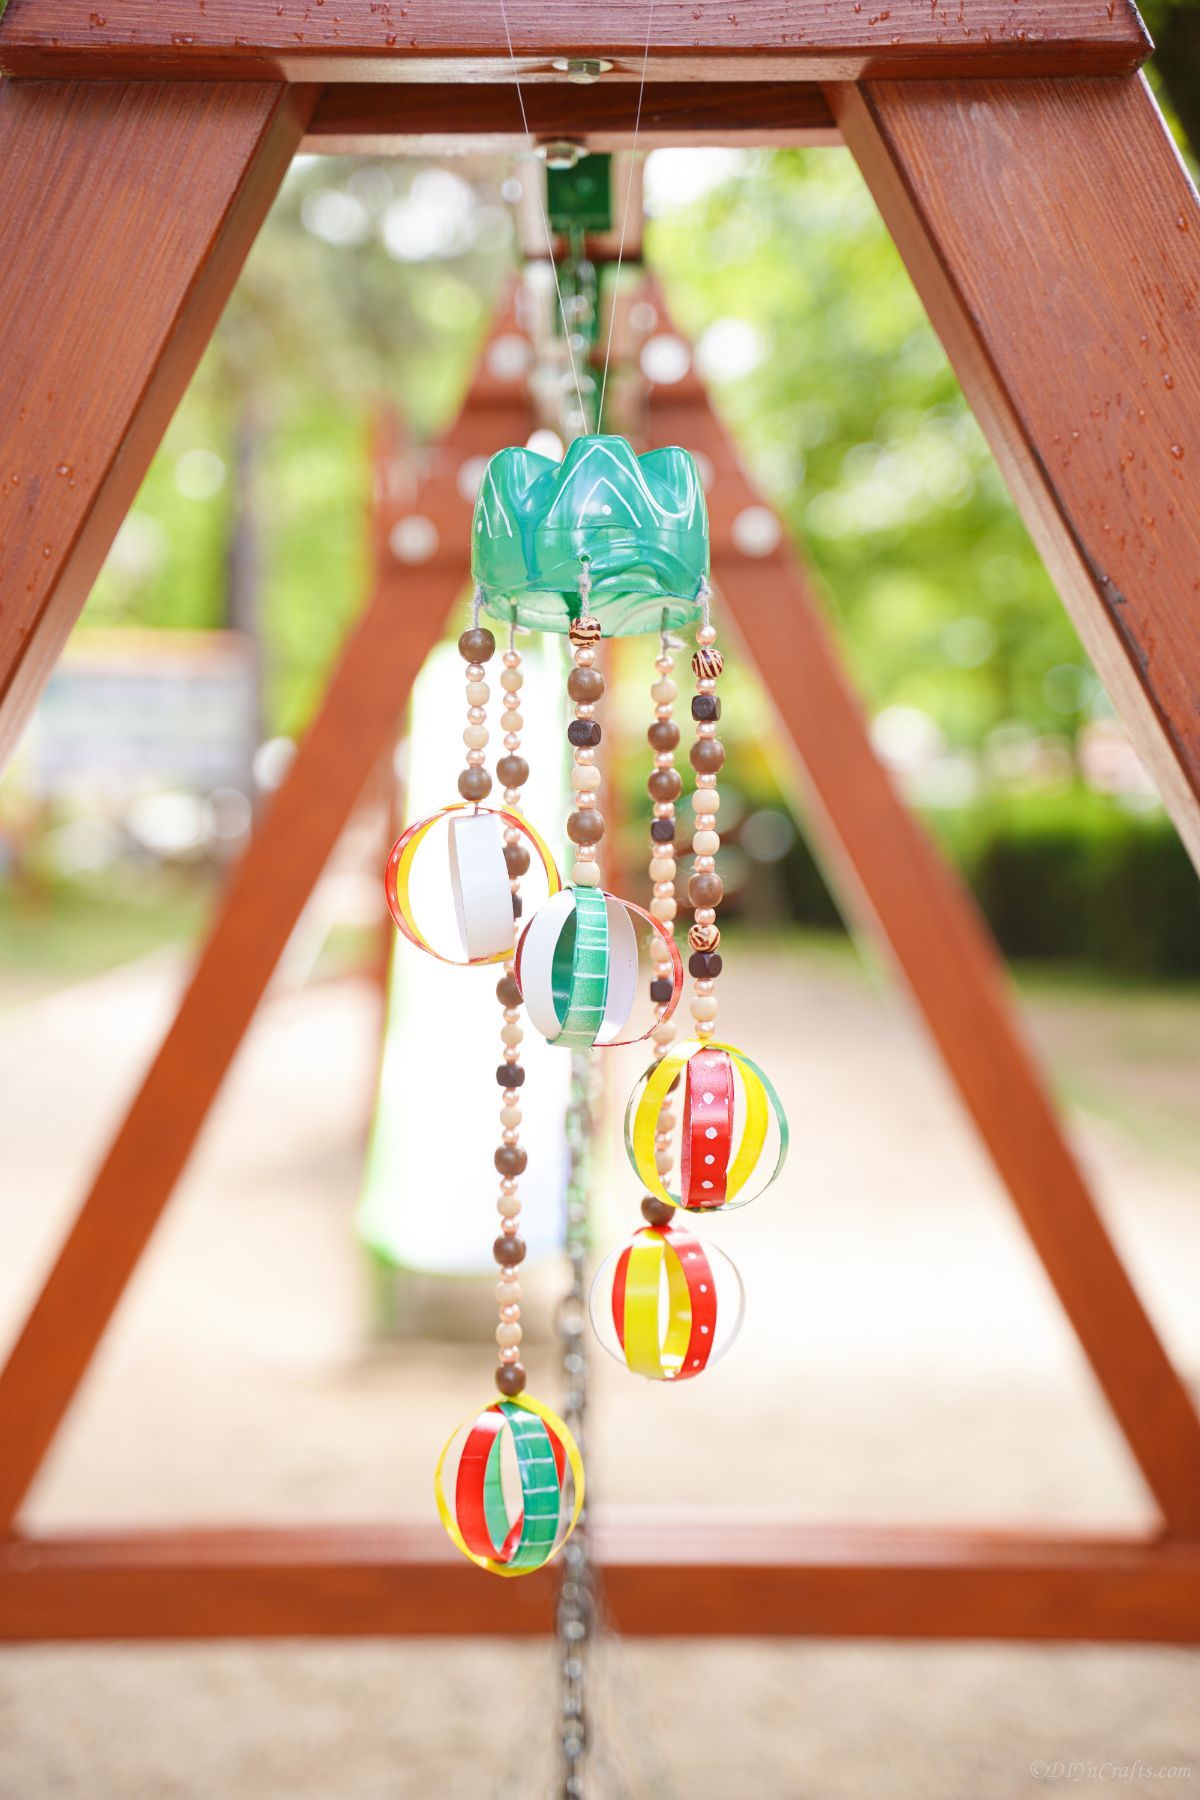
621 1233 693 1378
434 1392 585 1578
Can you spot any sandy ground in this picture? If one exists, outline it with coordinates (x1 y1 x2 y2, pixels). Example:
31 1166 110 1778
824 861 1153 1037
0 939 1197 1799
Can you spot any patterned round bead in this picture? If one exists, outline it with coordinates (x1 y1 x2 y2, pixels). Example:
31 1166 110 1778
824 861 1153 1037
691 646 725 680
688 921 721 953
567 719 602 749
691 694 721 723
689 951 723 979
568 616 603 648
497 1063 526 1089
458 627 496 663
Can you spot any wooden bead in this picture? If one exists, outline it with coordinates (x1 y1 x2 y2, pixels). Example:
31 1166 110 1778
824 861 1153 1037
496 1320 523 1348
572 862 603 886
504 841 531 877
690 786 722 813
649 856 676 882
650 817 676 844
495 1144 528 1177
567 664 605 703
649 977 674 1003
567 810 605 845
691 693 721 722
648 719 680 752
493 1235 526 1267
496 1063 525 1088
495 1361 527 1396
690 737 725 774
689 951 723 979
458 766 492 802
651 677 677 705
691 995 719 1021
496 754 529 789
688 921 721 953
641 1195 676 1227
567 718 602 748
500 667 524 692
692 646 725 680
688 872 724 908
459 626 496 663
512 892 523 920
496 975 522 1008
648 767 683 803
463 724 489 750
570 763 601 791
650 896 677 920
569 616 602 647
466 681 489 706
693 829 720 856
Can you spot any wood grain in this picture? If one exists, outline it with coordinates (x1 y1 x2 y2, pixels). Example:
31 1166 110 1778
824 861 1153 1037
0 0 1149 82
305 79 840 153
0 360 529 1529
834 73 1200 871
2 1524 1197 1642
648 349 1200 1537
0 79 313 772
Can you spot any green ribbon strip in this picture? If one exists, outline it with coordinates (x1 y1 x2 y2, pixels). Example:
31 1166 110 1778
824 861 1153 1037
550 885 610 1050
482 1402 564 1570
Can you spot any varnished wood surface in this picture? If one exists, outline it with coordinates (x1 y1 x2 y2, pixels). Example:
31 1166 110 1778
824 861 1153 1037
0 0 1150 82
1 1523 1197 1641
0 79 313 772
649 352 1200 1537
304 79 840 153
835 73 1200 871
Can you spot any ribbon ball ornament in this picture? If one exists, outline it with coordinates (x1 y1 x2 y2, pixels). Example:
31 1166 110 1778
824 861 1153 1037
385 803 560 967
516 886 683 1049
434 1393 584 1575
589 1221 744 1381
625 1037 789 1211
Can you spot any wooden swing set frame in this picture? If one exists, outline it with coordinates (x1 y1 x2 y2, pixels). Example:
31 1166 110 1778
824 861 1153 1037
1 0 1200 1645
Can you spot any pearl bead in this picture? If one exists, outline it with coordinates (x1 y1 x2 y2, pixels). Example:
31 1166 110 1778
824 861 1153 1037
693 830 720 855
466 749 486 766
499 1345 520 1364
570 764 601 791
503 649 520 668
465 664 485 682
502 1128 520 1145
691 788 722 812
696 1020 715 1039
574 646 595 665
651 678 677 705
499 1303 521 1323
698 677 716 693
575 703 595 719
695 979 714 996
694 855 716 872
649 857 676 882
695 908 717 926
500 1217 519 1236
497 1321 523 1348
653 801 675 818
466 682 489 706
572 862 602 886
467 706 486 725
575 748 597 767
697 624 717 645
691 995 719 1021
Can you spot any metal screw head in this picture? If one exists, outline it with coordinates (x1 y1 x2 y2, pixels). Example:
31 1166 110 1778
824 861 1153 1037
552 57 613 83
538 140 584 170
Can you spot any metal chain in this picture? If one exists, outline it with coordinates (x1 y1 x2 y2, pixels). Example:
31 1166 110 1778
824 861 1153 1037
556 1050 598 1798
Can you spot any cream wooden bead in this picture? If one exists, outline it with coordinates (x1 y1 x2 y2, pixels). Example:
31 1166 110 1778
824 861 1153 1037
650 896 677 920
466 682 489 707
691 787 723 813
463 725 489 750
693 830 720 855
570 763 602 791
500 1104 522 1129
651 678 677 705
500 1022 523 1048
494 1278 521 1304
497 1193 522 1219
496 1321 523 1348
649 856 676 882
690 995 719 1021
572 861 603 887
500 667 524 692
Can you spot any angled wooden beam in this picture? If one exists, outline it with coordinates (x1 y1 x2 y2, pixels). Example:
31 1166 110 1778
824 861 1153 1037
2 1523 1198 1643
648 350 1200 1539
0 352 530 1530
0 0 1149 84
304 80 840 154
0 79 315 772
833 73 1200 872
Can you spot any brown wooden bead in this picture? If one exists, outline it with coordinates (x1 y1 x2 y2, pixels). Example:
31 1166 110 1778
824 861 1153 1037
650 817 677 844
691 646 725 681
458 766 492 802
688 872 724 908
567 809 605 846
496 975 522 1008
690 736 725 774
512 893 522 920
503 841 531 878
688 950 723 979
691 693 720 722
494 1144 528 1177
641 1195 676 1227
568 616 602 648
649 977 674 1003
458 626 496 663
495 1361 527 1397
647 767 683 803
496 1063 525 1088
496 754 529 790
688 921 721 953
648 719 680 752
567 664 605 704
494 1235 526 1267
567 718 601 748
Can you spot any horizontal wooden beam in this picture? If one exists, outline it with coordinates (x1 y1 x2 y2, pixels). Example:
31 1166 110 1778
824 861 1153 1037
304 80 840 153
1 1523 1197 1642
0 0 1150 84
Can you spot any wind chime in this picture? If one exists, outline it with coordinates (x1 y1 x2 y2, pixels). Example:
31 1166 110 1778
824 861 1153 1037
383 417 789 1575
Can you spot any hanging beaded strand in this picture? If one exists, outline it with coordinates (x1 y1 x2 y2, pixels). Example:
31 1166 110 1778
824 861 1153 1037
493 624 531 1398
457 613 496 806
687 594 725 1040
566 565 605 888
643 622 683 1228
